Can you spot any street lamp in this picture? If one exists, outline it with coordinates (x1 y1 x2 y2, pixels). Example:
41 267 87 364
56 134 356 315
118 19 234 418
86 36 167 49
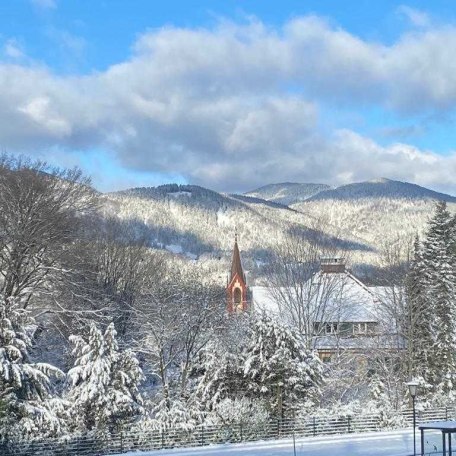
407 380 419 456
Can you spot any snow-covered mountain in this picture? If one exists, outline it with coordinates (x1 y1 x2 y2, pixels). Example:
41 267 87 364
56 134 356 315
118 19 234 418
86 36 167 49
102 179 456 282
245 182 331 205
292 178 456 248
102 183 373 283
307 178 456 202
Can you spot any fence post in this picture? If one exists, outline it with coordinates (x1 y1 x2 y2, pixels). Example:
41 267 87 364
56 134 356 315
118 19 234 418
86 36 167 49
446 407 449 421
240 423 243 442
120 428 124 453
347 416 351 434
161 429 165 449
313 416 316 437
200 425 204 446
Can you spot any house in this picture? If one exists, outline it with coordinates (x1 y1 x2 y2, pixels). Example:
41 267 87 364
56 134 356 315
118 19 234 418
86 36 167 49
226 239 400 361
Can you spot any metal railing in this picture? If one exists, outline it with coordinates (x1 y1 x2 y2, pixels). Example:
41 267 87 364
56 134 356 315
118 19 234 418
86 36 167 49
1 405 454 456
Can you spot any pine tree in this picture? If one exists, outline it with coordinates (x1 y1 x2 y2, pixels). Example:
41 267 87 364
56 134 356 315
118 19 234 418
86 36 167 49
405 202 456 397
67 322 144 431
194 339 245 411
405 236 433 382
242 314 323 419
421 202 456 394
195 315 323 420
0 296 63 438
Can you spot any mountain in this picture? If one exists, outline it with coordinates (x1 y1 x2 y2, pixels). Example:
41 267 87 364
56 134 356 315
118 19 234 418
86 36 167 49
245 182 331 206
306 178 456 202
102 183 374 283
292 178 456 248
102 178 456 283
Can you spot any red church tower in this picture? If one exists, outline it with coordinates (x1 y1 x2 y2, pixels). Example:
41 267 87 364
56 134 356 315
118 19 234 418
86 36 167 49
227 234 248 313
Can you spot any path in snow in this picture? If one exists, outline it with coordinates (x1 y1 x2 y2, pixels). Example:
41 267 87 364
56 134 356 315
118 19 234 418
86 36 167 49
114 428 443 456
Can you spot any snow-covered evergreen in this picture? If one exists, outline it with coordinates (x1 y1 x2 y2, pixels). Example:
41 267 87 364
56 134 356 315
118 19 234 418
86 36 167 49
243 314 323 419
66 322 144 431
0 296 63 438
422 202 456 395
404 202 456 399
405 236 433 383
196 315 323 420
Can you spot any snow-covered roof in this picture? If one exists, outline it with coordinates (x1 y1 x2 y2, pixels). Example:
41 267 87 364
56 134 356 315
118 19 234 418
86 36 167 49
252 271 381 324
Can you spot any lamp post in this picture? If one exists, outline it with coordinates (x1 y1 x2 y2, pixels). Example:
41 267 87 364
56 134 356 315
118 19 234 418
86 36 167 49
407 380 419 456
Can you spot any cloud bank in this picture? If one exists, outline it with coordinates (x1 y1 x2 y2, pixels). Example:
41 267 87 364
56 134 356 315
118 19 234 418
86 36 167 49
1 15 456 193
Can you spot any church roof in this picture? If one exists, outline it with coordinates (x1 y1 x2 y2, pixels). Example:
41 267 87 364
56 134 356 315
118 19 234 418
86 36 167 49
230 236 245 282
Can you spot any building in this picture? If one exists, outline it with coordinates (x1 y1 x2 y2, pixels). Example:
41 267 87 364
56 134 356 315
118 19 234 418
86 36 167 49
226 241 400 360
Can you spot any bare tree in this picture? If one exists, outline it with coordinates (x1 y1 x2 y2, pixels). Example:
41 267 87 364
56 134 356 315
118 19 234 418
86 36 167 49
131 262 224 400
372 235 413 391
0 155 96 310
264 235 348 349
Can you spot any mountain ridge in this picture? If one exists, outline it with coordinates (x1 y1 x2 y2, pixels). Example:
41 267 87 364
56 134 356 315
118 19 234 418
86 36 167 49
244 178 456 206
306 178 456 203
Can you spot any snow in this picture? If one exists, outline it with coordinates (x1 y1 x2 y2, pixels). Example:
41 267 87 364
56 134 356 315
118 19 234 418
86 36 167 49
113 428 441 456
251 272 380 323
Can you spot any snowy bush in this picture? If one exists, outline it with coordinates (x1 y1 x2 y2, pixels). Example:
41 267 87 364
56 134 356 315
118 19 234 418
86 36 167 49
207 397 270 427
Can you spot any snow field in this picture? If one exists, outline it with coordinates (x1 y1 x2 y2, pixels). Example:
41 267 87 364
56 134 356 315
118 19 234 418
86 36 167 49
113 428 443 456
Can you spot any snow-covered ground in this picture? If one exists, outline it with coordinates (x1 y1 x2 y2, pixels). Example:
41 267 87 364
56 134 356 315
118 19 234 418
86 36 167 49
114 428 442 456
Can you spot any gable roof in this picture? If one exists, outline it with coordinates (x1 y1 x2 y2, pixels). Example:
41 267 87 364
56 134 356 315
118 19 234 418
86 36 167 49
251 270 381 323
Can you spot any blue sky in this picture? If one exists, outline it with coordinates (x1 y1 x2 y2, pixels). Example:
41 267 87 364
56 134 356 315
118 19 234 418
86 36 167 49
1 0 456 193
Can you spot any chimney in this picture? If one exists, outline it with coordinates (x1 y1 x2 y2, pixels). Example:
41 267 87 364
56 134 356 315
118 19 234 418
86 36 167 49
320 257 346 273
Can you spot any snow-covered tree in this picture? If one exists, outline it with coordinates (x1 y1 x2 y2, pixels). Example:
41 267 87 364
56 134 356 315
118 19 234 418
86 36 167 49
195 338 245 411
0 296 63 437
405 236 433 382
149 393 199 431
243 314 323 419
404 202 456 397
66 322 144 431
422 202 456 394
367 375 406 429
196 314 323 420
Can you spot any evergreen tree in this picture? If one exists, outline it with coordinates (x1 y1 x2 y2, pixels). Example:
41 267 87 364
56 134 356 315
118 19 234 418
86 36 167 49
67 322 144 431
242 314 323 419
194 339 245 411
406 202 456 396
0 296 63 437
422 202 456 394
405 236 433 382
195 315 323 419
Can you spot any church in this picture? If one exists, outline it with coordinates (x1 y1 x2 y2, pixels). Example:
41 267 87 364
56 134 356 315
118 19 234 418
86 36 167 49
226 237 400 361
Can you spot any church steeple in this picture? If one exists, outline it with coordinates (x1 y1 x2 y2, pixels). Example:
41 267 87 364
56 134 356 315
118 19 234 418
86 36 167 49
230 232 245 283
226 232 248 313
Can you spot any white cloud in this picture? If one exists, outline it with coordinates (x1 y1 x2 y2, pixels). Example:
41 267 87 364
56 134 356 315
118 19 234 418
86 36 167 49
398 5 431 28
1 16 456 193
3 39 24 59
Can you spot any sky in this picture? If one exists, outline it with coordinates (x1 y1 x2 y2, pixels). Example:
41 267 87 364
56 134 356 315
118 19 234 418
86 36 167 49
2 1 456 194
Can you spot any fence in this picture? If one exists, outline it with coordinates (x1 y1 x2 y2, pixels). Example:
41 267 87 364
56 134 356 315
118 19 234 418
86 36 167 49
2 405 455 456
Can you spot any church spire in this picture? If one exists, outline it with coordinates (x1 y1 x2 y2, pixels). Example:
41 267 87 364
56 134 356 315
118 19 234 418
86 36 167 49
230 231 245 282
226 231 248 313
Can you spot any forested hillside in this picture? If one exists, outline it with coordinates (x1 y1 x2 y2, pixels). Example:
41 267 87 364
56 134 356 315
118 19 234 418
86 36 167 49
102 179 456 281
